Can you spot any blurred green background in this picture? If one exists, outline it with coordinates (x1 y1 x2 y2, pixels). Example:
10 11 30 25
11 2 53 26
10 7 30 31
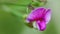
0 0 60 34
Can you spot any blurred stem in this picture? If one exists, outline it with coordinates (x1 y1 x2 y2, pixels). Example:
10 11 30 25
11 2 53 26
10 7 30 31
26 7 29 14
0 3 27 6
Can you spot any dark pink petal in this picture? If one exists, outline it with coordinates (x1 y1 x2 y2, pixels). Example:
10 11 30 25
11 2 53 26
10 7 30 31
26 7 51 31
44 9 51 24
36 20 46 31
27 7 46 22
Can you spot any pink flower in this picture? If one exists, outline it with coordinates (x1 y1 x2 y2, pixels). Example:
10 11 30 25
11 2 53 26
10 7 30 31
26 7 51 31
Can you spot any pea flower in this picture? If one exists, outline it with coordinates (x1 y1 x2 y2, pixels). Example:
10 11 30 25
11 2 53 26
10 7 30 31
26 7 51 31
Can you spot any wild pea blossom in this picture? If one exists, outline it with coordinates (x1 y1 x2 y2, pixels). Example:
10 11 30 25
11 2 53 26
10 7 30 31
26 7 51 31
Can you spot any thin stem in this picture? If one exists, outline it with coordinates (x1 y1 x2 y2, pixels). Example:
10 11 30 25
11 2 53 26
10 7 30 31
0 3 27 6
26 7 29 14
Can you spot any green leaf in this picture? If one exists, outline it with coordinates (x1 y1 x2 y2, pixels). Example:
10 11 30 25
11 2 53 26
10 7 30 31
0 0 32 5
2 5 28 18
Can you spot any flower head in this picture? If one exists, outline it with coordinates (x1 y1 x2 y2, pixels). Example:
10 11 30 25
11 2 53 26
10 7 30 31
26 7 51 31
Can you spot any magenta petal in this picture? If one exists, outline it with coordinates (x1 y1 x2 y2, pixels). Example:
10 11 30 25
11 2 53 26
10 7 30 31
36 21 46 31
27 7 46 22
45 9 51 24
26 7 51 31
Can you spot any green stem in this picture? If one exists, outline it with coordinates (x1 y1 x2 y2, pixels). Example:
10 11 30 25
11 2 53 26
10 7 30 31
0 3 27 6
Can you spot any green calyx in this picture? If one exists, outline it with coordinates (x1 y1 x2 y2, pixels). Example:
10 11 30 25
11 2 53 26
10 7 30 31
31 0 47 7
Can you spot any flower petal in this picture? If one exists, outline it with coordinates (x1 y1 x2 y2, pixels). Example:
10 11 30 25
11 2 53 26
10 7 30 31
27 7 46 22
36 20 46 31
45 9 51 24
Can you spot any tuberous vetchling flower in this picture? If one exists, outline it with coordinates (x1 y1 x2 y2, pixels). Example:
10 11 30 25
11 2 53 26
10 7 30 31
26 7 51 31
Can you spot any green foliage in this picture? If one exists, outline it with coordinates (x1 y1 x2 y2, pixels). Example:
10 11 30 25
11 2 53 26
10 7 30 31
0 0 32 5
31 1 45 7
